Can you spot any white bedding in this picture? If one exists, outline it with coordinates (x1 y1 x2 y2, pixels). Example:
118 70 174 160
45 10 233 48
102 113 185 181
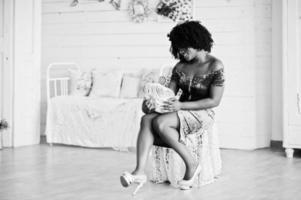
45 96 144 149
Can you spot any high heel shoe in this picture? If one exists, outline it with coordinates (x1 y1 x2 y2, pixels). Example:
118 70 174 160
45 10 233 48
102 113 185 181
120 172 147 195
177 164 202 190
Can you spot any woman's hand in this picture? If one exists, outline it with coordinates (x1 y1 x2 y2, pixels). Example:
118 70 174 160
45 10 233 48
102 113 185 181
142 99 155 114
161 97 182 112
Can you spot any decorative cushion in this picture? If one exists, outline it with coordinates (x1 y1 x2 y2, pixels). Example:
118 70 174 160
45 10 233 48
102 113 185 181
69 69 93 96
119 74 141 98
89 70 123 98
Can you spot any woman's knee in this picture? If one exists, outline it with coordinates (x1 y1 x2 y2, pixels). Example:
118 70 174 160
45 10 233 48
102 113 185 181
140 114 156 127
152 116 168 135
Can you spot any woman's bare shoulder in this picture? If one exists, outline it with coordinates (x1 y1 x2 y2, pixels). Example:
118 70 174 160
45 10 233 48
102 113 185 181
209 56 224 72
172 61 185 72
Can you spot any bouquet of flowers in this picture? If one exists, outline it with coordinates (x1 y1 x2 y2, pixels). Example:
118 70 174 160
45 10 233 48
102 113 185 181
143 83 176 113
0 119 8 131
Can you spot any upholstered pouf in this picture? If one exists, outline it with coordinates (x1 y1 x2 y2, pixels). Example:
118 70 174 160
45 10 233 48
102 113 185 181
148 124 222 188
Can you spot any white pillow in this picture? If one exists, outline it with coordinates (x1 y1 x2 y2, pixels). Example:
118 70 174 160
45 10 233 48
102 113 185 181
89 70 123 98
119 74 141 98
69 69 93 96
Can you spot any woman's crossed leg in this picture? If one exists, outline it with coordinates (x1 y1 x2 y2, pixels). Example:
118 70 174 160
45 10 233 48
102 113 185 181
132 113 158 175
152 112 198 180
132 112 198 180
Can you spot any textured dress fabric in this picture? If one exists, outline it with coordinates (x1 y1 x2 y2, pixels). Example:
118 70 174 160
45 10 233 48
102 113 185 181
149 66 225 187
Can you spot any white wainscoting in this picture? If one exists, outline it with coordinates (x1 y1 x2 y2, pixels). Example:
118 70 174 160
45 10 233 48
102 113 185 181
41 0 273 149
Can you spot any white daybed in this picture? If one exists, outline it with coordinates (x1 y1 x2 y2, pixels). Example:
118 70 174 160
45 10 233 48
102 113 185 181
45 63 144 149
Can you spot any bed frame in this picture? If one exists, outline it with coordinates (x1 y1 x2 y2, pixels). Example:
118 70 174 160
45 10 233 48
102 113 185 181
46 63 80 146
46 63 80 102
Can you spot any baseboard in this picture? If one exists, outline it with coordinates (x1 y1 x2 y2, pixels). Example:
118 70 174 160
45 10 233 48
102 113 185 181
39 135 136 152
270 140 283 150
40 135 284 152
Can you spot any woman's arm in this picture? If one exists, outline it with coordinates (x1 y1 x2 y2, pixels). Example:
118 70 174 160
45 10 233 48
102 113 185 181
167 63 181 95
168 79 179 95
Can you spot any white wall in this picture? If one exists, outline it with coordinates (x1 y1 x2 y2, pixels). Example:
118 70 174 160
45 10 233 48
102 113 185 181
13 0 41 147
0 0 14 147
254 0 272 147
0 0 4 125
195 0 273 149
41 0 273 149
271 0 283 141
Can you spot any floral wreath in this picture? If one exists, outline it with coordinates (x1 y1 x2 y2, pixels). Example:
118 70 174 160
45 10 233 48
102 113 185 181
128 0 151 23
156 0 193 22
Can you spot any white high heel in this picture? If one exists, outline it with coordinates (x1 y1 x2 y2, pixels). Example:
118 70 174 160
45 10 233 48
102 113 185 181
177 164 202 190
120 172 147 195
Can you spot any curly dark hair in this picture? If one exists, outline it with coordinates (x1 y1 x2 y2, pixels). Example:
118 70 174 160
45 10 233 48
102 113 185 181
167 21 214 60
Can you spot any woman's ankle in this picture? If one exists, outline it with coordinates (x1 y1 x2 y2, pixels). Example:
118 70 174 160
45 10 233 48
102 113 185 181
184 162 198 180
131 169 145 175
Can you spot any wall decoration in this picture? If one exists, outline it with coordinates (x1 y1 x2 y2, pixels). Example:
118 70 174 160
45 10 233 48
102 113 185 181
156 0 193 22
128 0 151 23
70 0 79 7
70 0 120 10
110 0 121 10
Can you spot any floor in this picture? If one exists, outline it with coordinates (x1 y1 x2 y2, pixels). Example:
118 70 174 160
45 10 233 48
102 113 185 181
0 144 301 200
